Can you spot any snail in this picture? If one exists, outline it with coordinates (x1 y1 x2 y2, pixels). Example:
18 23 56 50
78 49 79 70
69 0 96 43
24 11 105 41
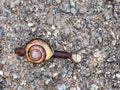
15 39 86 64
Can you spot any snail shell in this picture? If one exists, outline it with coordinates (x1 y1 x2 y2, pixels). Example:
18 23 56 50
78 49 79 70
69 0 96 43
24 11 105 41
25 39 54 64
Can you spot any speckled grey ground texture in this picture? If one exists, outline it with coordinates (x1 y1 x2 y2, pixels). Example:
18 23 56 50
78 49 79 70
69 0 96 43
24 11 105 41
0 0 120 90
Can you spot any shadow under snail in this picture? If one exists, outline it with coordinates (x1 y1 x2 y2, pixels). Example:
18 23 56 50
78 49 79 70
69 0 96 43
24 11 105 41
15 39 86 64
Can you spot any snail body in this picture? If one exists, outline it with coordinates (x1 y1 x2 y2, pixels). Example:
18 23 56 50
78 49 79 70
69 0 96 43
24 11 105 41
15 39 85 64
15 39 54 64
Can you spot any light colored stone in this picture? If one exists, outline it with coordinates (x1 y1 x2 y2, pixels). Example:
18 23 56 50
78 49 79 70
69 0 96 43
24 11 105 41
70 87 76 90
51 25 56 30
45 79 50 85
91 58 98 67
90 84 99 90
20 80 26 85
55 0 61 4
72 53 82 63
53 30 59 37
47 15 53 25
73 75 77 80
93 49 103 61
62 4 71 13
0 70 3 76
93 49 101 57
28 23 34 27
13 73 18 79
64 27 71 35
71 8 77 15
53 72 58 77
10 0 21 8
76 86 80 90
57 84 66 90
70 0 75 7
116 73 120 79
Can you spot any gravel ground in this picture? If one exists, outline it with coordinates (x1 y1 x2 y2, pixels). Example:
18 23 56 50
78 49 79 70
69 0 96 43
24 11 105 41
0 0 120 90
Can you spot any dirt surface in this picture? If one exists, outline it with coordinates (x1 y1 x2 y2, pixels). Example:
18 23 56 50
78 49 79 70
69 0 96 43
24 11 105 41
0 0 120 90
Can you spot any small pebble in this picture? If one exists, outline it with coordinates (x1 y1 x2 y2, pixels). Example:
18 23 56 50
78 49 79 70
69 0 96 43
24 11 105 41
116 73 120 79
90 84 99 90
105 71 111 75
112 40 116 46
0 76 5 84
10 0 20 8
23 25 29 30
10 45 15 52
45 79 50 85
106 56 117 63
57 84 66 90
76 86 80 90
0 27 5 38
31 28 36 32
13 73 18 79
20 80 26 85
0 70 3 76
53 72 58 77
70 0 75 7
93 49 102 61
62 4 71 13
116 12 120 18
55 0 61 4
91 38 99 46
64 27 71 35
51 25 56 30
28 23 34 27
71 8 77 15
96 70 102 74
70 87 76 90
33 71 41 78
47 31 52 37
84 72 91 78
81 59 89 67
72 53 82 63
91 58 98 67
47 15 53 25
95 31 102 38
60 67 67 78
98 2 103 6
73 75 77 80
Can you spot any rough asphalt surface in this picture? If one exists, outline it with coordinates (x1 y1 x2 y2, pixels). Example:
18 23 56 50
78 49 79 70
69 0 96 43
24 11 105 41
0 0 120 90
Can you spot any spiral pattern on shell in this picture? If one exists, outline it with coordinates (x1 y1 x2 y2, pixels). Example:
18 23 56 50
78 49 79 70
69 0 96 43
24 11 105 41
25 39 54 64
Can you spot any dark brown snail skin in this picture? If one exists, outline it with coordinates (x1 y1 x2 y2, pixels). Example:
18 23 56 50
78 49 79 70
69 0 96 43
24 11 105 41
15 39 84 64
